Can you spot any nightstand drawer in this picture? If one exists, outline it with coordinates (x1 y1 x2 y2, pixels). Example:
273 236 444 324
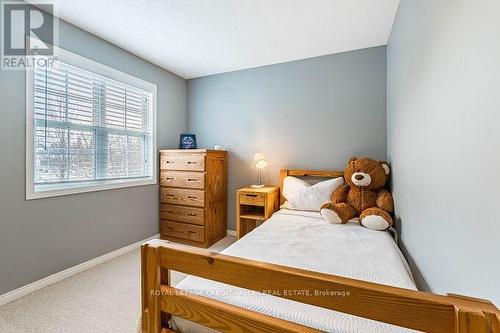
161 220 205 242
160 171 205 189
160 154 205 171
239 192 265 206
160 187 205 207
160 204 204 225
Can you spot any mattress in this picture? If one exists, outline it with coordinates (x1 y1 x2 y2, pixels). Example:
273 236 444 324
172 209 419 333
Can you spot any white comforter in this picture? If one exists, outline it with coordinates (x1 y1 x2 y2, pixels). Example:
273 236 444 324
173 209 418 333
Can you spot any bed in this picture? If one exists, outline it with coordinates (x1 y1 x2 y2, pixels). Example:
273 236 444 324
141 169 500 333
173 208 417 333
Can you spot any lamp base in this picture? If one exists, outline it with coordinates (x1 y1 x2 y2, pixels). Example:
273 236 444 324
251 184 265 188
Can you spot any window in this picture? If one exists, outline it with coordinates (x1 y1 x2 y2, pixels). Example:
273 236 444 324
26 46 157 199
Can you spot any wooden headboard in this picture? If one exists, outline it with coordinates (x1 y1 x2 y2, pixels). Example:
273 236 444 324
279 169 345 205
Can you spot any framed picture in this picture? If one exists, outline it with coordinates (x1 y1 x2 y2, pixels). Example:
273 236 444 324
179 134 197 149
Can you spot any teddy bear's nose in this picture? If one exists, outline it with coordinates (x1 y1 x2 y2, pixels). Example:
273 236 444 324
355 174 364 180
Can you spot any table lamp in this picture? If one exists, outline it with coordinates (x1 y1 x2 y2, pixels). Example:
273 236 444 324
252 153 268 188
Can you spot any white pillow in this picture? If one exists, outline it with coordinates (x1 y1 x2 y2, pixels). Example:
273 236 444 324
281 176 344 211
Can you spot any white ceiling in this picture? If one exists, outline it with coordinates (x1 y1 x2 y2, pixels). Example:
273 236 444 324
34 0 400 79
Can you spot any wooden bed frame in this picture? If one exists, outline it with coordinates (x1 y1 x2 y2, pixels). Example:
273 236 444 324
142 169 499 333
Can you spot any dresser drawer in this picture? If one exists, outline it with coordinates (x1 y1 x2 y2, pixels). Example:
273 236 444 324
160 154 205 171
161 220 205 242
239 192 265 206
160 187 205 207
160 171 205 189
160 204 204 225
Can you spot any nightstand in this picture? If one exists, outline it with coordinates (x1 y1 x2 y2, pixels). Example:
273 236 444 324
236 186 279 238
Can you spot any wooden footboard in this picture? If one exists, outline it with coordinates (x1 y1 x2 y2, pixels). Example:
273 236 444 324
141 239 499 333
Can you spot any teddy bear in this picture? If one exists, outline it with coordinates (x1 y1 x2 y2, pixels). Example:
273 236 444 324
320 157 394 230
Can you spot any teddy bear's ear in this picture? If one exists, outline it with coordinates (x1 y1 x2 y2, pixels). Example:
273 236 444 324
380 162 390 175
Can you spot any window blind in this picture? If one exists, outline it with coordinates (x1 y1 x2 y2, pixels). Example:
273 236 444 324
32 61 153 185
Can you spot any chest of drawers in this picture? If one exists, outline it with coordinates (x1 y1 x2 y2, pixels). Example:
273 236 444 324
159 149 227 248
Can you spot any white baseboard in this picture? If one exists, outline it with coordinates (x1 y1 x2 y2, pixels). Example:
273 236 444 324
227 230 236 237
0 234 160 307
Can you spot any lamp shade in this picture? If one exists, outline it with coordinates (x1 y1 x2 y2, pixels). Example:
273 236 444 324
254 153 268 169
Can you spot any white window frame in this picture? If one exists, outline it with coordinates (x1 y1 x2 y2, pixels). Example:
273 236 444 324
26 45 158 200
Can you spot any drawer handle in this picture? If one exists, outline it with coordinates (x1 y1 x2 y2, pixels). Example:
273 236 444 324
166 160 174 164
165 194 174 197
165 177 174 181
187 161 197 164
187 178 198 182
187 196 197 199
167 211 198 217
188 231 197 234
245 194 258 197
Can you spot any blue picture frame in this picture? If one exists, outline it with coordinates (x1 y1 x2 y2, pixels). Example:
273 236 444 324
179 134 197 149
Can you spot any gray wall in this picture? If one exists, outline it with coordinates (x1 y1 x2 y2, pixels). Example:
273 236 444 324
188 46 387 230
388 0 500 305
0 19 186 294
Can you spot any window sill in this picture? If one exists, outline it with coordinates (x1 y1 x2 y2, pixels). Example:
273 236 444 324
26 177 157 200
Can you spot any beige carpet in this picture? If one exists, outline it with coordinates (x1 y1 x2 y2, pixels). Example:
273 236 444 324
0 236 236 333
